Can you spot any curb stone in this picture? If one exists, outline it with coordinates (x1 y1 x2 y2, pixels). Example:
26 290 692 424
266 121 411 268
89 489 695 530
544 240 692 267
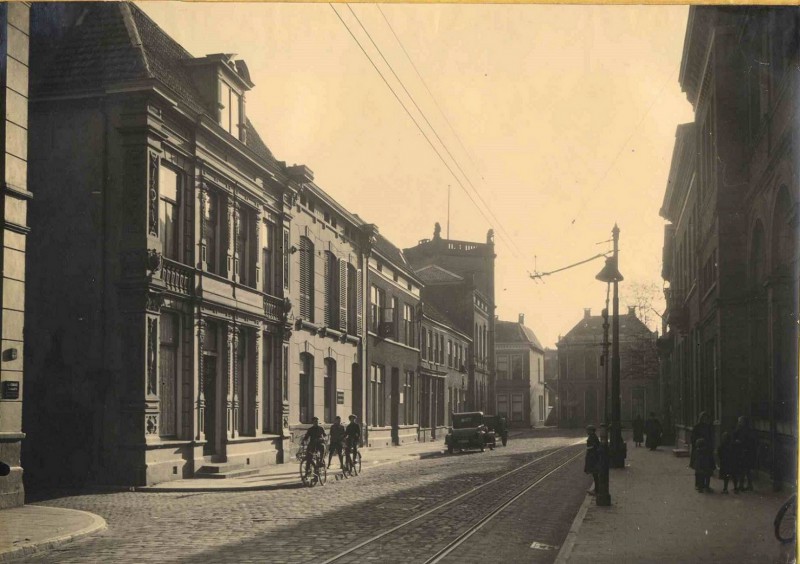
554 493 593 564
0 507 107 563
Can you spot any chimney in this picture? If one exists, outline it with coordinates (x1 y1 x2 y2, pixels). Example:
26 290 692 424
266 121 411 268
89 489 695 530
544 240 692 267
518 313 525 325
628 306 636 317
584 308 591 319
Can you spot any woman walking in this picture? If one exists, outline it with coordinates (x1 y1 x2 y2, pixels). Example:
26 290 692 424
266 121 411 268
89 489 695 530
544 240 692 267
690 411 714 472
644 412 663 451
632 414 644 447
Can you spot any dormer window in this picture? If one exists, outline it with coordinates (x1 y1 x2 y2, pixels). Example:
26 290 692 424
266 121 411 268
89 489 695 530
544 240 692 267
219 81 242 138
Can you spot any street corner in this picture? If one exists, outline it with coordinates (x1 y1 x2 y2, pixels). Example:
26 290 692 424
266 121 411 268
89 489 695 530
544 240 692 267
0 505 107 562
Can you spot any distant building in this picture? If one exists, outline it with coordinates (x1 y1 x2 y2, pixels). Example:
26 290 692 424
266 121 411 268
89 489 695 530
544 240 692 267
495 315 547 427
557 308 659 429
419 303 471 439
543 348 559 425
660 6 798 485
405 225 496 413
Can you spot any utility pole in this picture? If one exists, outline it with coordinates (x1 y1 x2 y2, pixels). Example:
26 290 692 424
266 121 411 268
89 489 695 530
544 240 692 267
610 224 625 468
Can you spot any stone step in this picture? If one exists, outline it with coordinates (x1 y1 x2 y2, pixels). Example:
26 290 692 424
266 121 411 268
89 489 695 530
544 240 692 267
195 467 261 479
197 463 245 474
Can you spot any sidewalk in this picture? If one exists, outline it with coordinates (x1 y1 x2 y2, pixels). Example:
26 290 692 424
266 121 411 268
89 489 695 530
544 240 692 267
558 440 795 564
0 505 106 562
138 438 450 492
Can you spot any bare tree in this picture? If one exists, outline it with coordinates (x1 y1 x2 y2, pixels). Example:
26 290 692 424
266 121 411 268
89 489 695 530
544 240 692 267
623 281 663 332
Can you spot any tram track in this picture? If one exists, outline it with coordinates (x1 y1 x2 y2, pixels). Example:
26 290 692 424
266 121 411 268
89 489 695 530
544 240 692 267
320 440 585 564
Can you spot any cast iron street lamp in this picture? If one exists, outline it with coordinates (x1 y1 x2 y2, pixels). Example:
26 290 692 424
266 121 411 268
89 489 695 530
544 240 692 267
596 224 625 470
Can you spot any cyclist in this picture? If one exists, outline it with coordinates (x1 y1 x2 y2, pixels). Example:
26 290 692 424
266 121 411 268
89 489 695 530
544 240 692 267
302 417 326 465
327 416 346 469
345 414 361 466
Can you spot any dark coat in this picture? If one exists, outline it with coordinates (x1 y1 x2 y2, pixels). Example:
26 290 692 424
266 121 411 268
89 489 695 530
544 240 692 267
693 445 715 477
644 417 662 449
584 433 600 474
690 422 714 468
632 417 644 443
717 441 739 478
732 427 756 470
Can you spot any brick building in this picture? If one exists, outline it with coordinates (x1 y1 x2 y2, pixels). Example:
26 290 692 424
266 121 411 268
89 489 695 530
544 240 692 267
364 227 423 447
0 2 30 509
24 3 292 486
405 225 496 413
495 315 547 428
660 6 798 485
419 302 471 440
557 308 659 429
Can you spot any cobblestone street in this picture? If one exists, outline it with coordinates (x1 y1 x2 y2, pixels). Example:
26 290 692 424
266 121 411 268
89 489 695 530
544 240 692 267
18 431 587 563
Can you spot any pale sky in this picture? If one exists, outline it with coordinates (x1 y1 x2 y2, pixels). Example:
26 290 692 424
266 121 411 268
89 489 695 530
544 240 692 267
140 2 694 348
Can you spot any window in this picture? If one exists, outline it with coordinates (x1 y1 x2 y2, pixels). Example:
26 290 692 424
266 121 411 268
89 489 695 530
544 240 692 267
421 329 427 360
420 375 430 428
538 395 545 422
159 311 179 437
370 364 385 427
427 329 433 361
497 394 509 419
325 252 340 329
159 164 180 261
219 81 242 138
237 205 256 287
370 285 385 333
497 355 508 380
699 95 716 201
299 353 314 424
438 334 445 364
511 393 524 422
282 229 290 290
203 190 224 275
389 297 398 339
701 249 718 296
447 340 453 368
299 237 314 321
402 303 414 347
511 355 524 380
347 264 359 335
324 358 336 424
403 371 415 424
262 220 276 295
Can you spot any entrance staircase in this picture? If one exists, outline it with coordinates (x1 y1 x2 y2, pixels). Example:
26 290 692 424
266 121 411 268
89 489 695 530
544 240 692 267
195 461 260 480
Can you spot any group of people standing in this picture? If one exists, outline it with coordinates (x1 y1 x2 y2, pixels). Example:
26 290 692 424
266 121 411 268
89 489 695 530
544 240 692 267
690 412 756 494
632 412 663 451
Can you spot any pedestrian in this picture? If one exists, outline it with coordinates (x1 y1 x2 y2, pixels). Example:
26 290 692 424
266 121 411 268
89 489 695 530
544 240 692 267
693 437 715 493
732 416 755 492
644 412 663 451
690 411 714 470
327 416 346 469
584 424 600 496
717 431 738 494
632 414 644 447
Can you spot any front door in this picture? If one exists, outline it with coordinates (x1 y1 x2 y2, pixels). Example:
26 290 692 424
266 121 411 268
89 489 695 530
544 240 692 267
203 354 217 456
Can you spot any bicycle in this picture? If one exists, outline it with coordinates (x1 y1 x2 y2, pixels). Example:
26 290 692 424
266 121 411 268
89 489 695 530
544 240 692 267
298 440 328 487
343 441 362 477
775 492 797 544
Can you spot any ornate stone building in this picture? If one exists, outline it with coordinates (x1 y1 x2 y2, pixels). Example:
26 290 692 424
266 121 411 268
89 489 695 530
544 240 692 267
405 226 496 413
25 3 292 486
0 2 30 509
660 6 798 485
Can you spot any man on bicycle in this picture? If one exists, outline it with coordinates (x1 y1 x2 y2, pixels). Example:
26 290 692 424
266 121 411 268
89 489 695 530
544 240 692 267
327 416 346 469
302 417 326 464
345 414 361 462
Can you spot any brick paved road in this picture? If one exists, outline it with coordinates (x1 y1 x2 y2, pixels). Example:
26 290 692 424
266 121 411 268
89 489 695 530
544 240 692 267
19 430 588 563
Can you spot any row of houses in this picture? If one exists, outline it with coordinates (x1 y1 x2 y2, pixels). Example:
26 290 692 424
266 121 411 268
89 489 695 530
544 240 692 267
0 3 551 497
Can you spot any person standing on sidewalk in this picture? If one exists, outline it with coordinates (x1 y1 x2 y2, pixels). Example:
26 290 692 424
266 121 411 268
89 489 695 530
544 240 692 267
690 411 714 470
632 414 644 448
644 412 663 451
732 416 755 492
717 431 739 494
693 438 715 493
584 425 600 496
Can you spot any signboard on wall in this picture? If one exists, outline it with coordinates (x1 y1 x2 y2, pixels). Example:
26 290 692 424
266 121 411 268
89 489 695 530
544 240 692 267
336 389 345 405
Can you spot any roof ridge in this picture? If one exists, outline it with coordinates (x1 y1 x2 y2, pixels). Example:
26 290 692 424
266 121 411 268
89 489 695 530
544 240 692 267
126 1 195 61
119 2 151 77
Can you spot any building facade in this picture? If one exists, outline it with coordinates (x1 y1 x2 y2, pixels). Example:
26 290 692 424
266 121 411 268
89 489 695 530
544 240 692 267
543 348 558 425
660 6 798 485
365 228 423 447
495 315 547 428
25 3 292 486
0 2 30 509
405 225 496 413
419 303 471 440
284 171 365 455
557 308 659 430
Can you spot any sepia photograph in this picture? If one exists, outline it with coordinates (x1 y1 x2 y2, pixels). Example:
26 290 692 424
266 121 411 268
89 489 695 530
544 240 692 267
0 1 797 562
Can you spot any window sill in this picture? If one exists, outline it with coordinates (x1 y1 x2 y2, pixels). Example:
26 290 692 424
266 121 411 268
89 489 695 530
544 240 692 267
225 435 283 444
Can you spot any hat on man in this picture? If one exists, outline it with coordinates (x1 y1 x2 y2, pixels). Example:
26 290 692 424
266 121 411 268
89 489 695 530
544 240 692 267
586 424 596 431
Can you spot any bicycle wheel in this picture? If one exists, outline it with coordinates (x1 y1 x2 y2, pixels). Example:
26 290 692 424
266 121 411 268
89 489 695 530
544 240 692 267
300 459 314 487
775 494 797 544
354 451 362 475
316 458 327 485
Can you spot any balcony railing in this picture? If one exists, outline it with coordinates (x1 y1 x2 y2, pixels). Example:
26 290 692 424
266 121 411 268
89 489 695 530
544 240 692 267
162 259 194 296
264 294 284 323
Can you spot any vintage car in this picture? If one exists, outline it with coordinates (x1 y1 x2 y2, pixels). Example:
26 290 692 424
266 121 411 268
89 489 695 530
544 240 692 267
484 415 509 446
446 411 495 454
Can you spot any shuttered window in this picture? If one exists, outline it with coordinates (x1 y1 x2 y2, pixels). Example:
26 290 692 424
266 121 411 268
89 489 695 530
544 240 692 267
347 264 358 334
356 269 363 336
339 260 348 332
299 237 314 321
324 252 338 328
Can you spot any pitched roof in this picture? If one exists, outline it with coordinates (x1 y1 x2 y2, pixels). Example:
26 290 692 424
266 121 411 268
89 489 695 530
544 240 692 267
422 302 467 339
559 311 654 344
373 233 420 281
496 320 544 351
414 264 464 285
32 2 274 162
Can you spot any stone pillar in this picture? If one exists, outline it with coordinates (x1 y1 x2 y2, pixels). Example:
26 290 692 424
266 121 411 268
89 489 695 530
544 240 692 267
0 2 29 509
195 317 206 441
253 331 261 434
226 197 235 281
226 324 238 439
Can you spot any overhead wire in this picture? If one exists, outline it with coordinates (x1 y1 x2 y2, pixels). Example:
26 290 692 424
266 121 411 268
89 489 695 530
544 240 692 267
333 4 525 261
